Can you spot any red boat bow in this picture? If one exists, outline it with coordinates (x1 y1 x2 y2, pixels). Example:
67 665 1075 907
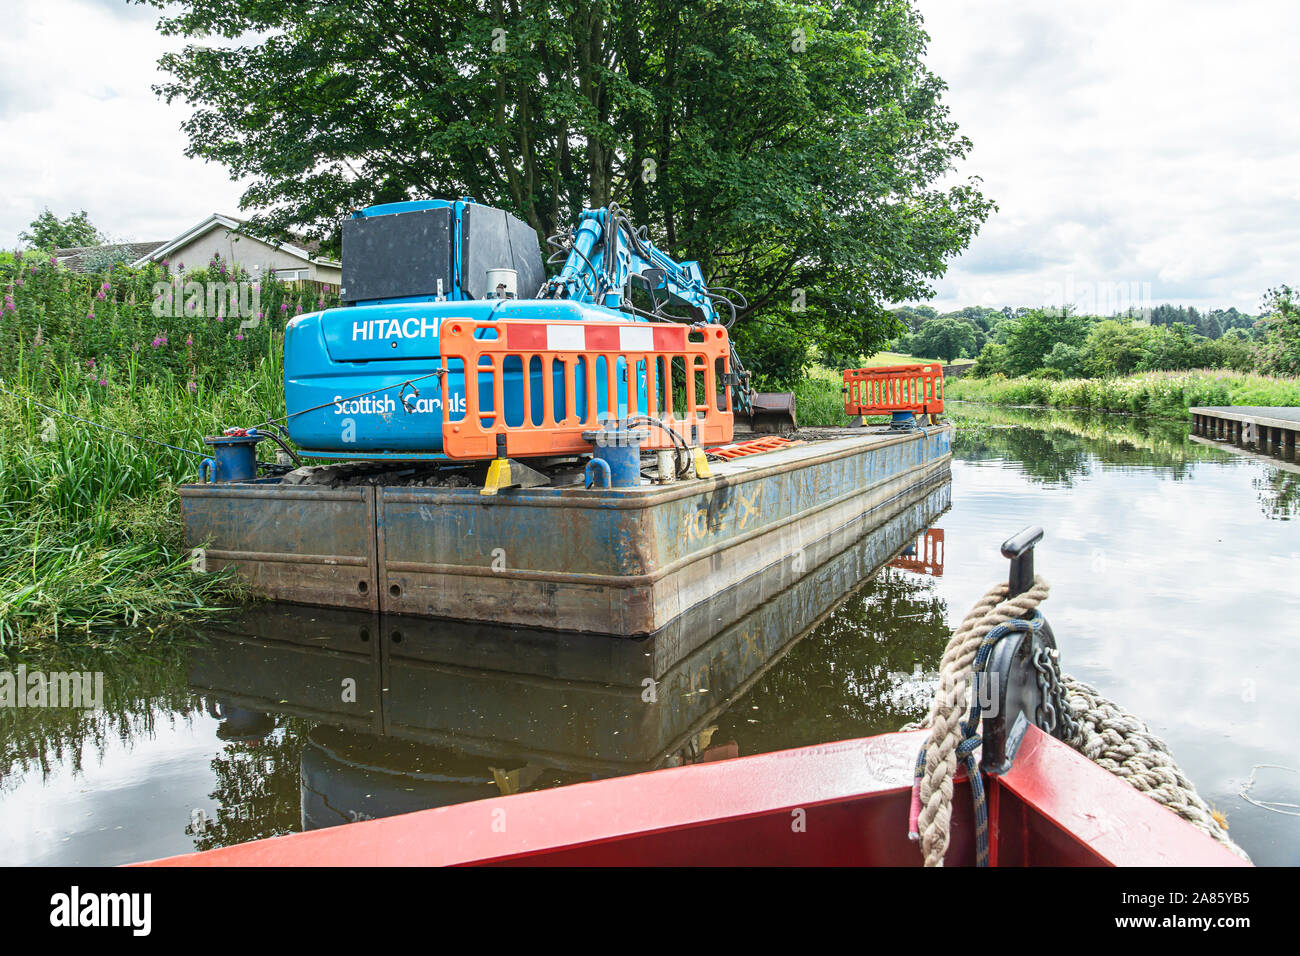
137 726 1246 867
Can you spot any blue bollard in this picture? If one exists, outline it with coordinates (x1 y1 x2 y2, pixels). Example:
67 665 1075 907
582 422 648 489
890 411 919 430
201 431 265 483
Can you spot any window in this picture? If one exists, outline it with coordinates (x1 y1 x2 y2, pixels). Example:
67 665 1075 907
273 268 309 281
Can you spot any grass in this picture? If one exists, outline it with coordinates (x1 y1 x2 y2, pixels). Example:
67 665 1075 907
946 369 1300 419
864 351 973 367
0 362 287 650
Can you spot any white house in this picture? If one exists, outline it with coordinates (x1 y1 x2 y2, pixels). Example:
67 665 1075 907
130 213 342 285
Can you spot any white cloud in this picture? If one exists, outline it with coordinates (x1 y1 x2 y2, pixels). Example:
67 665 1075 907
1 1 1296 314
0 0 246 247
918 0 1300 312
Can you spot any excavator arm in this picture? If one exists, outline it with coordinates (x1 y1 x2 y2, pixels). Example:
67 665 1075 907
540 204 767 418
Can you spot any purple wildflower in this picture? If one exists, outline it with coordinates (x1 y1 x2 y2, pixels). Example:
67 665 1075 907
186 381 197 393
185 335 193 346
87 311 95 320
151 335 167 348
235 333 245 342
280 302 288 312
97 378 108 387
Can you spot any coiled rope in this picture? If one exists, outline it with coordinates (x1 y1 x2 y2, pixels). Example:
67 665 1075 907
906 577 1249 865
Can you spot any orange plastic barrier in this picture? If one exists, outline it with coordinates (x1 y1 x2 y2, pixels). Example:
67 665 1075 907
706 436 803 460
889 528 944 576
439 319 734 459
842 364 944 416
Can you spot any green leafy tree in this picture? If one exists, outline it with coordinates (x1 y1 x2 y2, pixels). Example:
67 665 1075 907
147 0 993 387
18 208 104 249
1041 341 1083 377
1080 320 1148 377
1003 308 1088 376
910 316 975 363
969 341 1008 377
1257 285 1300 375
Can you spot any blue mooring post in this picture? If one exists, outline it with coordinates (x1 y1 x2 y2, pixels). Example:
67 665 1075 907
200 431 265 483
890 411 918 429
582 422 648 489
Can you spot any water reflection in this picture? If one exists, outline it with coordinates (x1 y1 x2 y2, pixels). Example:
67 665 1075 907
890 528 944 576
175 485 951 842
952 404 1223 485
954 403 1300 522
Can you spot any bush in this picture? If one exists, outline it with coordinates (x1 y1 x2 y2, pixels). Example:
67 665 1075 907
947 369 1299 418
970 342 1009 378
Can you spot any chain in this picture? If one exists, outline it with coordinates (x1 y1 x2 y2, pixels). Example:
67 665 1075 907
1032 645 1078 741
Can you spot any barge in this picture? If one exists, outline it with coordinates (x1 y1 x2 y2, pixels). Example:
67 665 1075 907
181 423 952 634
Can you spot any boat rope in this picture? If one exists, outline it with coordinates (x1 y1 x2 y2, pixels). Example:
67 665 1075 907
905 577 1250 865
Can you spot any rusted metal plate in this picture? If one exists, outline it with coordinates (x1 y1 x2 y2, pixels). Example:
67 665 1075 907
378 426 952 633
179 484 379 610
180 426 952 634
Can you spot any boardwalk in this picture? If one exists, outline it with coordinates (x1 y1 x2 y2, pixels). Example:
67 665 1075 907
1190 406 1300 453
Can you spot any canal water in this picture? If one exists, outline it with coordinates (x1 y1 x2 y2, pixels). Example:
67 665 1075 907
2 403 1297 866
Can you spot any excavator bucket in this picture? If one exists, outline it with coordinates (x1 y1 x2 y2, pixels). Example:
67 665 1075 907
744 392 797 434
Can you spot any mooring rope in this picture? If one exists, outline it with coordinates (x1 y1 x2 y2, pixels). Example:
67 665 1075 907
906 577 1250 865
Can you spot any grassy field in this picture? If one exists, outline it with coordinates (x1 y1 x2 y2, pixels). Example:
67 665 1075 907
946 369 1300 418
863 351 973 367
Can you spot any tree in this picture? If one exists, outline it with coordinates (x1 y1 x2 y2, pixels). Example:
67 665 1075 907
148 0 993 386
1002 308 1088 376
1080 320 1147 376
1042 341 1083 377
969 341 1008 378
1257 285 1300 376
911 317 974 363
18 208 103 249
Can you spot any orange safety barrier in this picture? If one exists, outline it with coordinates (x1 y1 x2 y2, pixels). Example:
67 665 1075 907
706 436 803 460
842 364 944 416
889 528 944 577
439 318 735 459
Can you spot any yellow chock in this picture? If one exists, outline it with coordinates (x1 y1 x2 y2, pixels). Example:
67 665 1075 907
692 447 712 479
481 457 512 496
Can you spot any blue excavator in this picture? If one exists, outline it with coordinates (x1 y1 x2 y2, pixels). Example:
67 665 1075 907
278 198 793 470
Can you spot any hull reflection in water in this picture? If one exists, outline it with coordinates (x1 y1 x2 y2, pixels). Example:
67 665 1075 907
186 481 950 833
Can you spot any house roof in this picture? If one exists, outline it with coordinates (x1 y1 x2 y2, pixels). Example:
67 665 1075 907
55 241 166 272
130 213 341 269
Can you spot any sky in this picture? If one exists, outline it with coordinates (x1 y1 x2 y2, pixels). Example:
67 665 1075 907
1 0 1297 313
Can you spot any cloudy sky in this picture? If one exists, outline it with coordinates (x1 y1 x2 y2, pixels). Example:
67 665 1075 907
2 0 1297 313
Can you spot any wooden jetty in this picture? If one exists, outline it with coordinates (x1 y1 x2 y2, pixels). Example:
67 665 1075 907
1190 406 1300 454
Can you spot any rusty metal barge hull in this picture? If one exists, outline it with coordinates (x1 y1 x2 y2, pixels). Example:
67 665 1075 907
179 424 952 634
